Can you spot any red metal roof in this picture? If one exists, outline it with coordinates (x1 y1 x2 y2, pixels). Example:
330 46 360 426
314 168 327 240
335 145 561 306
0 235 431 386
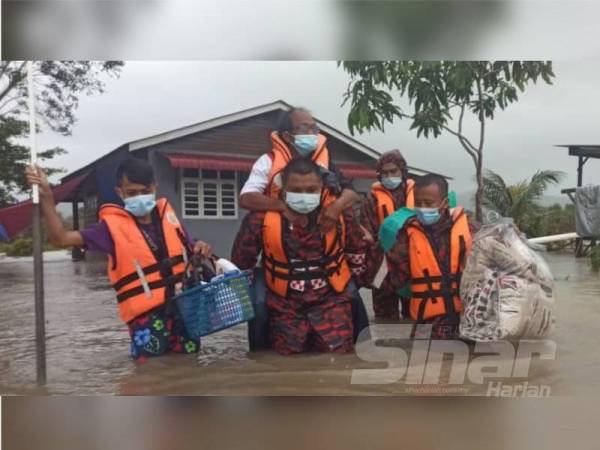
0 173 89 240
336 163 377 179
164 153 377 179
165 153 255 172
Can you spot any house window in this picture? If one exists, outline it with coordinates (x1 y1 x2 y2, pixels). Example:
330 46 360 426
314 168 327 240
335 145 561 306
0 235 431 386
181 169 239 219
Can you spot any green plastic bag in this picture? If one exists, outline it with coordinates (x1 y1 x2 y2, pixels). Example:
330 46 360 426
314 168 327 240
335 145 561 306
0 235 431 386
378 207 417 253
378 191 457 253
448 191 457 208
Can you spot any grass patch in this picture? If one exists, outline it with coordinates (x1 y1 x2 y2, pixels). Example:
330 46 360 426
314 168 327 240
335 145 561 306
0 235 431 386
0 237 61 257
592 245 600 272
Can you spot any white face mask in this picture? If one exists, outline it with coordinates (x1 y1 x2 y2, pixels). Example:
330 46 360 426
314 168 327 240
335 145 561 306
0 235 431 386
414 207 441 225
284 191 321 214
123 193 156 217
292 134 319 156
381 176 403 190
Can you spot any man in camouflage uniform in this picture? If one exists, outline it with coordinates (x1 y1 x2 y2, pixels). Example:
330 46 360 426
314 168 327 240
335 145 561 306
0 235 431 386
232 158 368 354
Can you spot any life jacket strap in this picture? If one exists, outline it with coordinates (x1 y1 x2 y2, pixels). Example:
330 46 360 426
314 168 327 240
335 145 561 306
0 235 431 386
412 287 460 299
262 249 344 270
411 273 462 285
112 254 185 291
114 264 184 301
264 263 343 281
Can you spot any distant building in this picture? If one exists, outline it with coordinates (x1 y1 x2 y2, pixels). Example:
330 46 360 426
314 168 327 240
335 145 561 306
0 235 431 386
1 100 444 257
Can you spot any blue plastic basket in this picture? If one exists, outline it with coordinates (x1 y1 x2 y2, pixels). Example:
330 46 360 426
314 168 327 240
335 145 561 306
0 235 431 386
174 270 255 338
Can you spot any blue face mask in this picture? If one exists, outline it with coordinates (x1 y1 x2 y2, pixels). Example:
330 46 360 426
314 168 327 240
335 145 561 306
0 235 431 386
285 191 321 214
123 193 156 217
293 134 319 156
415 207 441 226
381 176 403 190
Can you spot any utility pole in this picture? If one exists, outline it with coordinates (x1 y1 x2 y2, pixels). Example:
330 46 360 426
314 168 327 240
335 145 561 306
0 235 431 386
28 61 47 385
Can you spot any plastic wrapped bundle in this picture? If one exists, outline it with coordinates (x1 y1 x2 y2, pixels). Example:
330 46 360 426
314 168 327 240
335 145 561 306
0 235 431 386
575 185 600 237
460 222 555 341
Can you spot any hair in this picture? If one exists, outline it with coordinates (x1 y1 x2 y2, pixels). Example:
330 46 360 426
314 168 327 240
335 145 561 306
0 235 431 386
277 107 311 135
116 158 155 186
376 149 408 177
415 174 449 198
281 157 323 186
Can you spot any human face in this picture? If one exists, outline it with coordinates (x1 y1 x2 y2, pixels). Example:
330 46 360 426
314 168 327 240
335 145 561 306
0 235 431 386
283 171 323 194
115 176 156 200
379 162 403 179
282 110 320 148
283 171 323 215
414 183 448 210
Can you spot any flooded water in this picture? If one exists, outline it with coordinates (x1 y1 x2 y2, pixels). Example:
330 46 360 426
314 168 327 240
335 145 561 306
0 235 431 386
1 250 599 396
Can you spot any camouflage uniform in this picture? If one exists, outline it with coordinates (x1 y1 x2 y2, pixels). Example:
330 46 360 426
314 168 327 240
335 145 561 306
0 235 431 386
360 150 412 320
385 211 480 339
231 208 361 354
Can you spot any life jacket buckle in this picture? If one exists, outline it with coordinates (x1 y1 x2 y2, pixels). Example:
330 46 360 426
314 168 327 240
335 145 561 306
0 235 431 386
159 257 175 278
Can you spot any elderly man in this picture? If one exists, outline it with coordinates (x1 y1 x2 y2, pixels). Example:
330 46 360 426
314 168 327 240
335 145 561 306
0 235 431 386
232 158 370 354
239 107 369 348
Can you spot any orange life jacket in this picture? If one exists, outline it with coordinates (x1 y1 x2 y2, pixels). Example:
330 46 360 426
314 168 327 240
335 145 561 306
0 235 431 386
371 179 415 226
99 198 188 323
406 207 472 322
265 131 330 199
262 192 351 297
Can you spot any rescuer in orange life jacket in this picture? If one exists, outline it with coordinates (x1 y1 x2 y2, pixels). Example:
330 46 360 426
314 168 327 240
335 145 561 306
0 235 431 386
25 159 213 362
238 107 370 350
383 174 479 339
360 149 415 321
232 157 370 355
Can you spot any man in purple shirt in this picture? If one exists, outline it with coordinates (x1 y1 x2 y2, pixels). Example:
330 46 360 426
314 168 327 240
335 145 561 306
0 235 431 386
79 212 196 263
26 158 213 362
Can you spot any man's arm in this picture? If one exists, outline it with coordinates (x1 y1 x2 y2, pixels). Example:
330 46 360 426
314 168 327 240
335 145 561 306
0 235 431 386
239 154 283 212
239 192 287 213
318 160 361 232
239 154 307 226
230 212 264 270
384 231 411 292
25 165 84 248
360 194 379 243
326 160 361 209
337 188 361 211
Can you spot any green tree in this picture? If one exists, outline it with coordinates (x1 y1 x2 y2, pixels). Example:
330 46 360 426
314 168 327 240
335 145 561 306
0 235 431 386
0 116 66 207
482 169 564 236
1 61 124 134
0 61 124 207
340 61 555 221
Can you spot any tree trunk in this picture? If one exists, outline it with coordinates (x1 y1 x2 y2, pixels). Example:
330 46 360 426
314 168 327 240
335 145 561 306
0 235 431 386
475 72 485 223
475 153 483 222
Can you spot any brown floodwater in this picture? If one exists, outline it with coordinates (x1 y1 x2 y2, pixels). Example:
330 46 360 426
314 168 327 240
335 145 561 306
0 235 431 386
1 250 599 396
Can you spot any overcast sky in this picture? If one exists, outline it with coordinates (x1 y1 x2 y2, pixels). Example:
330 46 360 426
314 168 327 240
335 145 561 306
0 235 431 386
37 61 600 198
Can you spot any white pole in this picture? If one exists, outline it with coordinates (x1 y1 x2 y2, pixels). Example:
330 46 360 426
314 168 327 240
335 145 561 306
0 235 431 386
528 232 579 245
28 61 46 385
28 62 39 204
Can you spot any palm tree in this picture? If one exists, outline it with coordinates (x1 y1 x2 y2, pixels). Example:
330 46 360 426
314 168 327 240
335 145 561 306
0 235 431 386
482 169 565 234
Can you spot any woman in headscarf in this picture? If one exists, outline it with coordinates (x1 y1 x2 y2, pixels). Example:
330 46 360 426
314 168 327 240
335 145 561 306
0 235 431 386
360 149 415 320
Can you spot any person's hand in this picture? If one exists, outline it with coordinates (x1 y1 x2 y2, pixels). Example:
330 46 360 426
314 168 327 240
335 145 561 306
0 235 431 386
358 224 375 246
192 240 213 258
25 165 52 198
317 201 342 233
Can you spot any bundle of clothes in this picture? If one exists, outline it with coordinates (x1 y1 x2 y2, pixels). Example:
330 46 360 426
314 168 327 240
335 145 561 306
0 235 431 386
460 220 556 341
